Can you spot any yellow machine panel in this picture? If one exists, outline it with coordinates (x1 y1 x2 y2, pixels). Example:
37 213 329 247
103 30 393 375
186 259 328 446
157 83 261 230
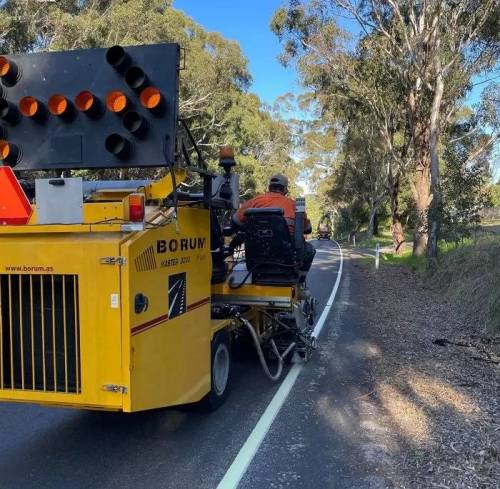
120 207 212 412
0 207 216 412
0 233 124 409
212 283 294 308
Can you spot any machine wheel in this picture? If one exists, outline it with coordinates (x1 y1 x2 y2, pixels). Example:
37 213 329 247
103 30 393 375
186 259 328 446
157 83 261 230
204 330 232 411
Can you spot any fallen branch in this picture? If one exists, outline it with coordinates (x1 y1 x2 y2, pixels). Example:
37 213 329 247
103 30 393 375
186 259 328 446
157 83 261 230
471 356 499 365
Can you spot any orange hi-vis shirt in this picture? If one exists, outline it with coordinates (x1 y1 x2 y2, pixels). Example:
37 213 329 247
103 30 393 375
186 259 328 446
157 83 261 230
234 191 311 233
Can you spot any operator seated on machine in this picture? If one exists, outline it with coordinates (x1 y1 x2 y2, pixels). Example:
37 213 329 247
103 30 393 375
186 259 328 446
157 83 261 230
231 174 316 282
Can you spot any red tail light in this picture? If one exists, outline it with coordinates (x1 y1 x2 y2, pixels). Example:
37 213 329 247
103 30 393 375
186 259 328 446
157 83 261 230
128 193 145 222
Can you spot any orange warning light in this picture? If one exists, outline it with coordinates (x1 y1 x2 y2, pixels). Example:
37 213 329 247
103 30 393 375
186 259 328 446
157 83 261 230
0 166 32 225
0 56 11 77
0 140 10 160
75 91 95 112
48 94 69 116
140 87 162 110
106 90 128 113
0 56 19 86
19 96 39 117
219 146 235 159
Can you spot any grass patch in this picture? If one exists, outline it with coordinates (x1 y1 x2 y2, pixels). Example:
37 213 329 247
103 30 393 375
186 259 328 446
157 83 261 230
481 219 500 227
380 250 427 272
354 228 414 249
358 247 427 272
430 234 500 332
354 230 394 248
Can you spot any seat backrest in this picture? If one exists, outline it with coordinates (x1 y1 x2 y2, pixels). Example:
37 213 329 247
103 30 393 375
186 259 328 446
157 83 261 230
210 209 227 284
243 209 297 284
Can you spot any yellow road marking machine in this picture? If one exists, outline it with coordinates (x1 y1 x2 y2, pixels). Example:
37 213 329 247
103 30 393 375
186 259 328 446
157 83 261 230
0 43 316 412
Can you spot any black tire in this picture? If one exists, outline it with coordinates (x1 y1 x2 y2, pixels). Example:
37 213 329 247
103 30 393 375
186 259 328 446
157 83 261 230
203 330 232 411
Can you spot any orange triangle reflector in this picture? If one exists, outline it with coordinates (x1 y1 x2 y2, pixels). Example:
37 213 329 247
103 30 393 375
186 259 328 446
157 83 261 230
0 166 32 225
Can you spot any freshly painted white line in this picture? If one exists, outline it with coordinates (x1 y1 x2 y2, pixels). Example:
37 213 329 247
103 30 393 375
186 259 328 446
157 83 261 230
216 241 344 489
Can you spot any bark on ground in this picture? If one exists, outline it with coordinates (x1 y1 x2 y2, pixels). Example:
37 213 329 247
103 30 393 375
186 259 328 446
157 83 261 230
350 249 499 488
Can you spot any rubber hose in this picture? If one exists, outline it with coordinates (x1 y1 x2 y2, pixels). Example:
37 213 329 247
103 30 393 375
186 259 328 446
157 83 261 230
238 315 289 382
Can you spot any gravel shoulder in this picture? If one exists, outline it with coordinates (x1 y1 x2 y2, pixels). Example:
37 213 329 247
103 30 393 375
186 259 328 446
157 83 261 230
352 248 500 488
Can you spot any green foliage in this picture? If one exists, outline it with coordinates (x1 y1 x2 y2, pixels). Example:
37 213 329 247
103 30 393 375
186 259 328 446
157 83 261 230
0 0 297 192
331 204 368 238
440 116 494 243
489 184 500 207
306 193 336 233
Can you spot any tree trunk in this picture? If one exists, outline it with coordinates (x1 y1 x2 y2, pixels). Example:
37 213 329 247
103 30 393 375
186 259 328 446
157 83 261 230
388 175 405 255
367 204 377 238
412 164 431 256
427 69 445 258
367 194 386 238
392 216 405 255
407 88 432 257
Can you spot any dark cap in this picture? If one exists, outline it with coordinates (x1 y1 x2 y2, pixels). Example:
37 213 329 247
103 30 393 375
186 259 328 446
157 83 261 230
269 174 288 188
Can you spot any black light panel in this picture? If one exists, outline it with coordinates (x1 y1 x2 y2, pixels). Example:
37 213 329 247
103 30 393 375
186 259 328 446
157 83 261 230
0 43 180 170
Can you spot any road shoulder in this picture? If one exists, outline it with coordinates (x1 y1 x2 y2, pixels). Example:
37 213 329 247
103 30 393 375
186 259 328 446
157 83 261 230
239 247 499 489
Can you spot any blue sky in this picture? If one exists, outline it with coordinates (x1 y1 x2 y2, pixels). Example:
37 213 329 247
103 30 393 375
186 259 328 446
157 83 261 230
174 0 299 105
174 1 498 181
174 1 487 106
174 0 484 104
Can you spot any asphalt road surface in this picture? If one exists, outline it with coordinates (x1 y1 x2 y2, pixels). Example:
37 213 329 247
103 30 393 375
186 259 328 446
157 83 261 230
0 239 346 489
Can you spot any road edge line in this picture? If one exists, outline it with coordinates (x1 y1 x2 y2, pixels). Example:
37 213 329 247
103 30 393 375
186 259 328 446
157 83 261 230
313 240 344 337
216 240 344 489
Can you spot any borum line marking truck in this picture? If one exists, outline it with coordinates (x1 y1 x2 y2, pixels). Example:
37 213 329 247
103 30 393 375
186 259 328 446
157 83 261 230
0 43 317 412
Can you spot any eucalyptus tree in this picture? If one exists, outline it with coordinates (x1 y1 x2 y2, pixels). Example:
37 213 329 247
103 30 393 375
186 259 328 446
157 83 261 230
272 0 499 256
271 5 410 251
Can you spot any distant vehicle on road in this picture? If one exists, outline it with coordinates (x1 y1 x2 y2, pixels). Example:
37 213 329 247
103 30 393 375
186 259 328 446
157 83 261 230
317 223 331 240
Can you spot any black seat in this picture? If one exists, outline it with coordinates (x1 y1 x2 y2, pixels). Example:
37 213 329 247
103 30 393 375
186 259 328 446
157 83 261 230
243 208 299 285
210 209 227 284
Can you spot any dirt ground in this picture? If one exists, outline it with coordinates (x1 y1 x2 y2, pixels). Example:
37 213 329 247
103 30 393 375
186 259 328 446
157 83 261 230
351 250 499 488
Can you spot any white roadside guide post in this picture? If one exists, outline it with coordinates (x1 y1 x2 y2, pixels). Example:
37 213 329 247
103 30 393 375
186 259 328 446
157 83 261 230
375 242 380 270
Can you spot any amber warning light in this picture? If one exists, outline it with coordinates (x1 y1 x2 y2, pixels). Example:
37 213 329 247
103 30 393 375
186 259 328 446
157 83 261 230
140 87 162 110
106 90 128 113
75 90 102 118
0 140 10 160
48 94 70 116
0 56 19 86
0 57 10 77
0 140 19 165
0 166 32 225
219 146 235 159
19 96 40 118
